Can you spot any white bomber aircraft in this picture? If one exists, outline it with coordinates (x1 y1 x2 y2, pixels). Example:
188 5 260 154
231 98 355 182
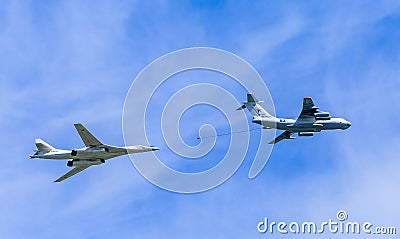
30 123 160 182
238 94 351 144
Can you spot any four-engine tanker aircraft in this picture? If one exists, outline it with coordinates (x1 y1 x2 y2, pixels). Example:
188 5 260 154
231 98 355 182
237 94 351 144
30 123 160 182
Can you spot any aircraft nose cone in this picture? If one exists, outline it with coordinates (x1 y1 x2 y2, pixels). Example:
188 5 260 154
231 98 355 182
150 146 160 151
345 121 351 128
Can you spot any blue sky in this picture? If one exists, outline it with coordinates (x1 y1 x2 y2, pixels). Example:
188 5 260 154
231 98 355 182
1 1 400 238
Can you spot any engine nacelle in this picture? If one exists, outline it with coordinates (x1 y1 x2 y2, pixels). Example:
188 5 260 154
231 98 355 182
71 149 78 156
298 132 314 137
315 112 331 120
67 159 105 167
71 148 108 157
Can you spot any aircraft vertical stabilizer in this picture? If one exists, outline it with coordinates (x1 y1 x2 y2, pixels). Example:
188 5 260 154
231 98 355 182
35 139 55 152
237 93 273 118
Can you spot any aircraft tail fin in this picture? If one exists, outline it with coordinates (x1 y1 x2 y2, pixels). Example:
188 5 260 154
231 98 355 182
35 138 55 152
238 93 273 118
246 93 261 103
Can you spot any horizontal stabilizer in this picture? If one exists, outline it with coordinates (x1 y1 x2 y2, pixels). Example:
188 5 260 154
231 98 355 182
236 105 246 110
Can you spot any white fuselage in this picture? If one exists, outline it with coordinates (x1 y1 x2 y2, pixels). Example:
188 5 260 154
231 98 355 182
30 145 159 161
252 116 351 132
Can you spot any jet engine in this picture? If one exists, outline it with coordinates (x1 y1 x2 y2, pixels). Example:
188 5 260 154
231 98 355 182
67 159 105 167
71 149 78 156
315 112 331 120
298 132 314 136
71 148 108 157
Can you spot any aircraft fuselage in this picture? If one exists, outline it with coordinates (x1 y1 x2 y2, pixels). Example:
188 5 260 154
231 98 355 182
252 116 351 132
30 145 158 161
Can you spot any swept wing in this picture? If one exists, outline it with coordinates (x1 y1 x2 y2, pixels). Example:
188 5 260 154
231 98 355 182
295 97 318 124
54 165 91 182
268 131 294 144
74 123 103 147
